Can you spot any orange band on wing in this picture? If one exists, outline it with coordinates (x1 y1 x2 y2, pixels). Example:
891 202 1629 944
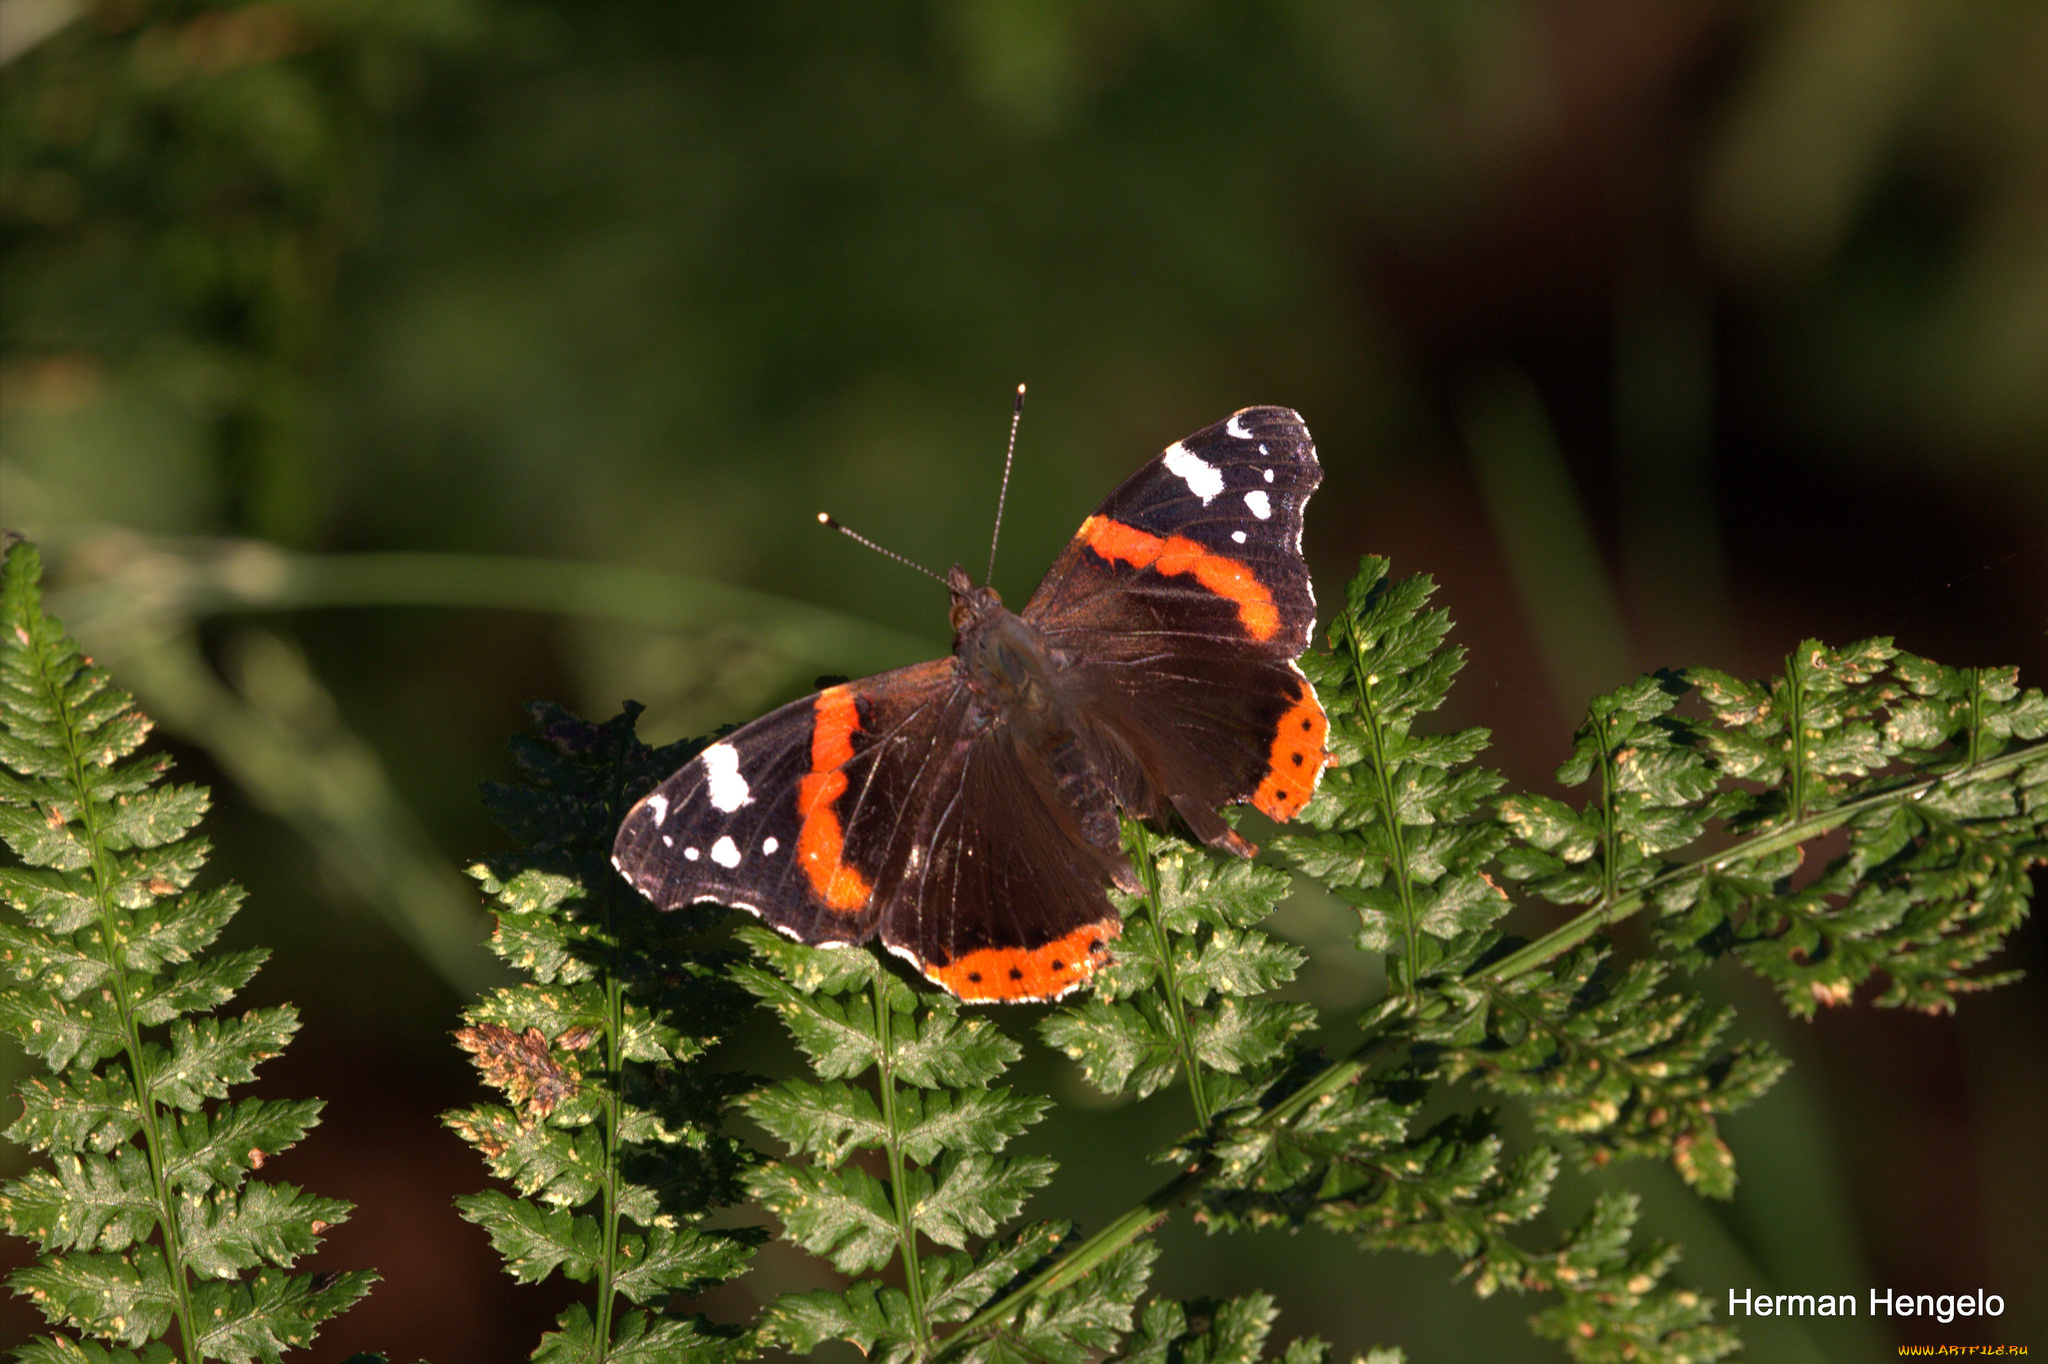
1252 677 1329 822
924 919 1120 1002
1080 516 1281 642
797 686 873 912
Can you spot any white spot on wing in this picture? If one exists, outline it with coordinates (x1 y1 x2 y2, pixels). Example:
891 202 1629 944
710 835 741 868
1259 443 1269 456
1244 489 1272 520
701 742 752 812
1263 467 1274 482
683 846 700 861
762 836 779 854
1226 413 1255 439
646 793 669 825
1162 442 1224 503
1232 530 1247 543
661 834 673 847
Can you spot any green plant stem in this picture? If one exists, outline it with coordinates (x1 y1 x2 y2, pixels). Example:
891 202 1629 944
1785 652 1810 820
875 979 932 1345
1349 636 1426 992
593 894 630 1356
943 1167 1197 1356
940 735 2048 1356
1597 710 1621 908
54 537 932 680
1130 822 1212 1127
43 631 203 1359
1966 669 1985 768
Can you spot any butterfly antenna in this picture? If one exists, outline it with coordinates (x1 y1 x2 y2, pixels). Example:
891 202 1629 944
816 512 950 586
985 383 1026 585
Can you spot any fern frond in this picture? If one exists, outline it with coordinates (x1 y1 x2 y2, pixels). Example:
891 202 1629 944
1039 823 1311 1127
0 540 372 1360
1277 561 1510 989
1120 1291 1357 1364
444 702 760 1360
735 928 1144 1362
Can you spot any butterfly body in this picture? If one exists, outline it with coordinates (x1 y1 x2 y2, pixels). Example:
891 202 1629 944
613 406 1328 1002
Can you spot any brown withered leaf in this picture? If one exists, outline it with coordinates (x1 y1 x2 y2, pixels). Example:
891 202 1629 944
456 1022 582 1118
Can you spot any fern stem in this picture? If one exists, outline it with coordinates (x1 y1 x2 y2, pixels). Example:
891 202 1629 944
1597 710 1621 909
874 976 932 1345
1131 822 1212 1127
43 636 204 1359
1349 637 1427 993
1784 650 1810 821
592 891 630 1356
1966 668 1985 769
943 1166 1199 1356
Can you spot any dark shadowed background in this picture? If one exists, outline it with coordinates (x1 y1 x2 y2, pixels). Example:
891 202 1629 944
3 2 2044 1360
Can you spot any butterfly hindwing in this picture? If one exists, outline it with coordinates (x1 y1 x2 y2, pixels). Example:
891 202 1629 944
874 710 1125 1002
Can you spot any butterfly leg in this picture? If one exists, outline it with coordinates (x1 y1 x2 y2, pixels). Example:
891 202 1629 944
1075 792 1144 894
1168 792 1258 859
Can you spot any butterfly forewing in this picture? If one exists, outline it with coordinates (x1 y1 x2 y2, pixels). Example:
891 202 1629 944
1024 406 1319 657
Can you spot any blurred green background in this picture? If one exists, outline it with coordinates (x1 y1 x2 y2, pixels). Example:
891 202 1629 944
3 1 2044 1360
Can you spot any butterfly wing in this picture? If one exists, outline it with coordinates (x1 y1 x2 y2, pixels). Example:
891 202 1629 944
869 693 1125 1002
611 663 963 946
1021 406 1328 841
613 659 1121 1002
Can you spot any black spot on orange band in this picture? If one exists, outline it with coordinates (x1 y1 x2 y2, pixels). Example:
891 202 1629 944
797 686 872 912
924 918 1120 1002
1252 676 1328 821
1080 516 1281 642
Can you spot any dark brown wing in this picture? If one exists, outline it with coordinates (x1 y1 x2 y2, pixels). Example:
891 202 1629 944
868 691 1124 1002
1021 406 1328 840
614 658 1120 1002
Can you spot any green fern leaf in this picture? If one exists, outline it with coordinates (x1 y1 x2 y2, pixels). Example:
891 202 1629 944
963 1240 1157 1364
1120 1292 1339 1364
13 1337 181 1364
1276 558 1509 986
1040 827 1307 1124
913 1151 1057 1247
4 1149 160 1252
1035 997 1180 1099
176 1180 352 1277
750 1159 900 1273
921 1221 1069 1322
0 540 368 1358
457 1189 607 1284
736 920 1104 1359
184 1266 375 1361
446 701 759 1360
9 1247 180 1346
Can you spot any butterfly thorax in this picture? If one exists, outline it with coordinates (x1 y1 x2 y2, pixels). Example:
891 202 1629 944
947 563 1062 721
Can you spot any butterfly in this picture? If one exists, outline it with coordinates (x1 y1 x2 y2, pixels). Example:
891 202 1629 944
612 405 1326 1001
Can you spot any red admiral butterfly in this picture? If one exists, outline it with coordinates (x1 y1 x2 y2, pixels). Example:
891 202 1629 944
613 406 1327 1002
